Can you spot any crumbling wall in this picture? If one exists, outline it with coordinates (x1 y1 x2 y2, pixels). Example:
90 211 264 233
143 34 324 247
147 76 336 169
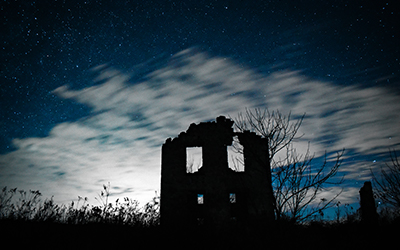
160 116 275 231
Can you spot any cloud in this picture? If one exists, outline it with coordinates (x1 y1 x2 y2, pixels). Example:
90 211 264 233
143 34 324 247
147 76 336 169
1 48 399 206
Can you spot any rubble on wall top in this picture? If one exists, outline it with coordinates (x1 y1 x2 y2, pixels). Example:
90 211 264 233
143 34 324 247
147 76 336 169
164 116 235 145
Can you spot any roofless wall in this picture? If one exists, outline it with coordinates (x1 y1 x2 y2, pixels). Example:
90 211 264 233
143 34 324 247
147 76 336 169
160 116 274 232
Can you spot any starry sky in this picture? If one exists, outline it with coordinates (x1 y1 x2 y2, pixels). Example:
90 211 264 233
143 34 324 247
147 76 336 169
1 0 399 214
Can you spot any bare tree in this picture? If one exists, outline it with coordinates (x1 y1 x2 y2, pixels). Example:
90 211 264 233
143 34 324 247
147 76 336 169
372 149 400 212
273 144 344 222
232 108 344 222
234 108 305 161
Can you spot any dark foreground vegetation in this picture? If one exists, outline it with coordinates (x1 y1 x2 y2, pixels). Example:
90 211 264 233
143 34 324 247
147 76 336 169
1 187 399 249
1 210 399 249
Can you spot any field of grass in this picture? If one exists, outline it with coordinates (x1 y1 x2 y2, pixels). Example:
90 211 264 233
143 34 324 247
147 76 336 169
1 186 399 249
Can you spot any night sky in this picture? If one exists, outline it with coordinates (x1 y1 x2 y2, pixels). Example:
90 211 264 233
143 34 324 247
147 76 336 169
1 0 399 215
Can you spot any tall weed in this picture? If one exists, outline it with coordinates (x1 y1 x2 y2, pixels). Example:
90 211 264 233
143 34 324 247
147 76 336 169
0 185 159 227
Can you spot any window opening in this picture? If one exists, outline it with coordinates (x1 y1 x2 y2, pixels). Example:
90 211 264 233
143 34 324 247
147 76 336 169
197 194 204 204
187 147 203 173
229 193 236 203
228 137 244 171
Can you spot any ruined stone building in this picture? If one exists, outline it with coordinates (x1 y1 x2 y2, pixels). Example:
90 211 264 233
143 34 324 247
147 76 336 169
160 116 275 231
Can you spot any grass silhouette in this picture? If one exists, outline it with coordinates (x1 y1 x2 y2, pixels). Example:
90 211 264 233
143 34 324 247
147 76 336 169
1 185 399 249
0 185 160 248
0 186 160 226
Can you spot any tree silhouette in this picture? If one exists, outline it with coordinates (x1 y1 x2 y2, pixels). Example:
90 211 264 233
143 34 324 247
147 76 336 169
272 145 344 222
372 149 400 213
234 108 304 161
233 108 344 222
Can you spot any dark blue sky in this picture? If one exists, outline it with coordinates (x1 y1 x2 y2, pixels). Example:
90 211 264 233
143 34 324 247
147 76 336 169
1 0 399 212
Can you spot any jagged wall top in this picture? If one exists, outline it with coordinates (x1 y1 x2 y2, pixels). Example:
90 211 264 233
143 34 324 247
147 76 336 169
164 116 234 147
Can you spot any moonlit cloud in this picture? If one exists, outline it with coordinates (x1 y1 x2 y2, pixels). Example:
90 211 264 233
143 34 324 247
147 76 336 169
1 48 399 207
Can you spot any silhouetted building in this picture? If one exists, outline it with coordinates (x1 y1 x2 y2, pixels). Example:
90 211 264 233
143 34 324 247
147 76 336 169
160 116 275 232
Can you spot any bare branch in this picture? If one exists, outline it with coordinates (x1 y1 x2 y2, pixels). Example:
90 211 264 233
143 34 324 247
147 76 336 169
372 149 400 210
233 108 344 223
233 108 305 160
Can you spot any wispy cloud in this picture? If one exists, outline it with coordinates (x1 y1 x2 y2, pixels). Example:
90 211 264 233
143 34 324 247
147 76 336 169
1 48 399 206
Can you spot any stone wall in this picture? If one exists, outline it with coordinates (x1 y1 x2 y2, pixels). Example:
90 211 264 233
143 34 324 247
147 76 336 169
160 116 275 232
